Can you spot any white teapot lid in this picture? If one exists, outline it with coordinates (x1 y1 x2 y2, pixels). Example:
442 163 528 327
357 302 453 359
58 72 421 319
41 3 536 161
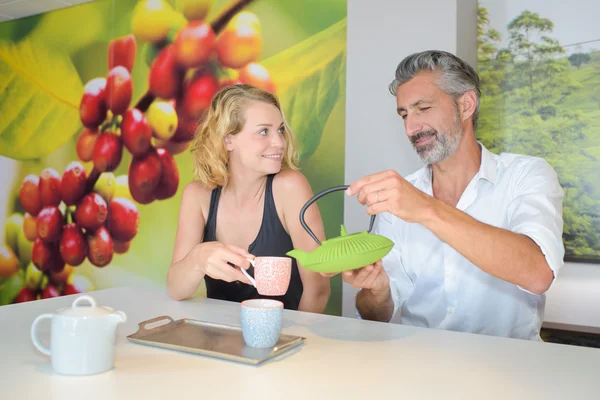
58 295 115 318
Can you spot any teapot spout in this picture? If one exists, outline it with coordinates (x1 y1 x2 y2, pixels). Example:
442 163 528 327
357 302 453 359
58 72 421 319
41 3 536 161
286 249 307 263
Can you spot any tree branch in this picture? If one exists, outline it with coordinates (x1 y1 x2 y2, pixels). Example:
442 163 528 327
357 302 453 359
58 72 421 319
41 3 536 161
211 0 256 33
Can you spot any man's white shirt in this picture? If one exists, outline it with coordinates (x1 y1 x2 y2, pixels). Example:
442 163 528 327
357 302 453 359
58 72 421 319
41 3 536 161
371 143 565 340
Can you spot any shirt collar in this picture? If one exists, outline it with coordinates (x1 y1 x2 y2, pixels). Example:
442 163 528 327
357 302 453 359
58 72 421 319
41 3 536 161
478 141 497 184
419 141 497 190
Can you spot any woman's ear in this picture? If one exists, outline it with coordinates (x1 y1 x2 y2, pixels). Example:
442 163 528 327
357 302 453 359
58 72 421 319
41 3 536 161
224 135 233 151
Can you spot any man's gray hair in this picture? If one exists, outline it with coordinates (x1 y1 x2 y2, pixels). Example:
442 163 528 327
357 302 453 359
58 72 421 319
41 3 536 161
389 50 481 131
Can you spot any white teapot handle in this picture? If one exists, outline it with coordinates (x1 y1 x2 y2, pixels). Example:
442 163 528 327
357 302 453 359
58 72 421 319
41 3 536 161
30 314 52 356
72 295 97 308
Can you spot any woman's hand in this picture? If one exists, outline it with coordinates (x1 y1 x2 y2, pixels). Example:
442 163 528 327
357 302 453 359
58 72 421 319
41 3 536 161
193 242 255 284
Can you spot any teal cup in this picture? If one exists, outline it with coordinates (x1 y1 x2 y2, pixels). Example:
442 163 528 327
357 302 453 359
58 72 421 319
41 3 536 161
240 299 283 348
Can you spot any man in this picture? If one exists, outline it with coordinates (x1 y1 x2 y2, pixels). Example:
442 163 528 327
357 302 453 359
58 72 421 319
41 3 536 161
341 50 565 340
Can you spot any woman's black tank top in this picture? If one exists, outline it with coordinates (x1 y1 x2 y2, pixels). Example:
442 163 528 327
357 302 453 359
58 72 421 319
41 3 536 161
202 174 303 310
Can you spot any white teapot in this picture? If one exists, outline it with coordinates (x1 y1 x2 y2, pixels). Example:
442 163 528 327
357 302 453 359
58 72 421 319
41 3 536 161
30 294 127 375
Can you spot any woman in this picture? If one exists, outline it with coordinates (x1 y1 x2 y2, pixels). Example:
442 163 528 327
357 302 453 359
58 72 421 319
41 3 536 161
166 84 331 313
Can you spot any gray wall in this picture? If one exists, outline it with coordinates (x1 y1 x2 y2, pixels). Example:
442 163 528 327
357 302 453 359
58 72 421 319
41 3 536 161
343 0 477 320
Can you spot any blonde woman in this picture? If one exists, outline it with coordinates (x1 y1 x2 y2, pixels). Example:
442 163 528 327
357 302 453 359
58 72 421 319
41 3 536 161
166 84 331 312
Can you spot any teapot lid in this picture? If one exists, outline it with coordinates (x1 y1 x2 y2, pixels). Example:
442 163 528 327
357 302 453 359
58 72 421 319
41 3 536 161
313 224 394 259
287 224 394 273
58 295 115 318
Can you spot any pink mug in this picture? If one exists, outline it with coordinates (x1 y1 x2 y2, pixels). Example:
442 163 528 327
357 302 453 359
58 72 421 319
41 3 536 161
240 257 292 296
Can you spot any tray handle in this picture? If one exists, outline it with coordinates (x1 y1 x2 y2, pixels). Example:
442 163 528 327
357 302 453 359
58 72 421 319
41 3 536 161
137 315 175 332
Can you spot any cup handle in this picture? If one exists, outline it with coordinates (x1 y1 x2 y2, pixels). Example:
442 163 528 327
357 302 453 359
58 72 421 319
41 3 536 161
31 314 52 356
240 258 256 287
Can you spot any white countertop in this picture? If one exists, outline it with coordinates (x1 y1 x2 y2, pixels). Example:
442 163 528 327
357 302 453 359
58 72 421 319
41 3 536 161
2 286 600 400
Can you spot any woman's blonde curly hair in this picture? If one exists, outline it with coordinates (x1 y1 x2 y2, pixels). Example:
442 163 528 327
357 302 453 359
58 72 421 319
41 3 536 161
189 84 299 189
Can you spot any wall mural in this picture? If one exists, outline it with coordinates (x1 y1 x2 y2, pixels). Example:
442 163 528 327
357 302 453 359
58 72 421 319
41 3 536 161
477 0 600 262
0 0 347 313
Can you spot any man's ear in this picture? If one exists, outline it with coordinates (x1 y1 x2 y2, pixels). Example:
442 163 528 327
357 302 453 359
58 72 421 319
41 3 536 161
224 135 233 151
459 91 477 122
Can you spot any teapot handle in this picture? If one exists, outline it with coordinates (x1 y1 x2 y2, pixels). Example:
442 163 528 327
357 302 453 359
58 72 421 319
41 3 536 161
31 313 52 356
299 185 376 245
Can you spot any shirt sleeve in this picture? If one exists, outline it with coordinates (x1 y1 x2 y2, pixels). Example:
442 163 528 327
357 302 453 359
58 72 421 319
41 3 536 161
506 157 565 293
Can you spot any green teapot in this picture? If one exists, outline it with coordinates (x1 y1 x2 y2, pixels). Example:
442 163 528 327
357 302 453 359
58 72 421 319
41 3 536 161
287 185 394 274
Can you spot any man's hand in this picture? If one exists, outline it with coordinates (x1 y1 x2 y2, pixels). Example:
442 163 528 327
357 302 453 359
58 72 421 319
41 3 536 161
346 170 434 223
342 260 389 291
323 261 394 322
321 260 389 292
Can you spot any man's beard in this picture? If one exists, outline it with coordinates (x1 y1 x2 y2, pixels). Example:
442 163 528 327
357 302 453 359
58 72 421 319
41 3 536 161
409 116 463 165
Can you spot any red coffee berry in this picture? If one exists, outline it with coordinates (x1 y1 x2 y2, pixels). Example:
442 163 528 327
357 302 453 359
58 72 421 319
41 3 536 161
42 284 61 299
59 223 87 267
32 238 61 273
105 66 133 116
60 161 87 206
107 198 139 242
79 77 107 129
108 34 137 73
128 149 162 204
149 45 184 99
19 175 42 217
36 206 63 243
15 287 37 303
87 226 113 267
76 128 99 162
181 72 219 120
173 21 216 68
75 192 108 231
93 131 123 172
154 148 179 200
121 108 152 156
39 168 62 207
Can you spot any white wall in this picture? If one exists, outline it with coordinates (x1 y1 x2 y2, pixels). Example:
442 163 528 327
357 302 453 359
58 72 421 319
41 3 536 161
544 263 600 333
343 0 600 332
343 0 470 321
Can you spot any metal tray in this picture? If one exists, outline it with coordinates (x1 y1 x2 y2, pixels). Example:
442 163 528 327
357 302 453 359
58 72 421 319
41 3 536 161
127 315 306 365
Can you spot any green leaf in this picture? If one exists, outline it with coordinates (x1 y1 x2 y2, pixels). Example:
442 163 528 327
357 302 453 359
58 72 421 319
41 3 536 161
270 0 347 33
0 14 43 43
262 18 347 160
297 96 346 316
27 0 126 53
0 38 84 160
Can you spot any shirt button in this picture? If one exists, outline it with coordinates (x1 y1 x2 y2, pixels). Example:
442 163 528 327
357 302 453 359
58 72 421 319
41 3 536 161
447 307 454 314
